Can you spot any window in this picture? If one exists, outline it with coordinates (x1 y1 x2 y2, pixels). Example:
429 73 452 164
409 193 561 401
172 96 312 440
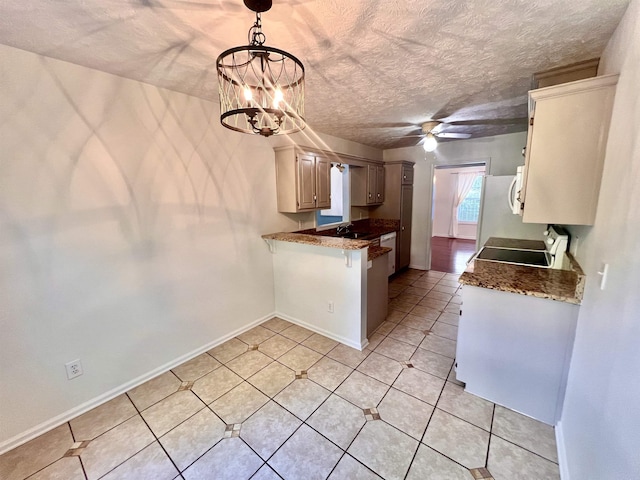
457 175 482 223
316 164 350 228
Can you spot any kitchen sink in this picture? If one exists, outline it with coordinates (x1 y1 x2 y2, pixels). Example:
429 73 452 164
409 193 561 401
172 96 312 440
341 231 371 239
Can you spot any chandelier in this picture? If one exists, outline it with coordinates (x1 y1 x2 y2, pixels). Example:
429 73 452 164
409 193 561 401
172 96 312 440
216 0 305 137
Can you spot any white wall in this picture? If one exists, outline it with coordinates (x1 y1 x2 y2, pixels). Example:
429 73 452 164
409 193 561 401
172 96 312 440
558 1 640 478
432 165 485 239
0 44 301 450
384 132 527 269
271 241 367 350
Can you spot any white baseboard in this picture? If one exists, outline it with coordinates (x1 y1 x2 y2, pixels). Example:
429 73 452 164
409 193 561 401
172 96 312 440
275 312 367 351
555 420 570 480
0 312 275 455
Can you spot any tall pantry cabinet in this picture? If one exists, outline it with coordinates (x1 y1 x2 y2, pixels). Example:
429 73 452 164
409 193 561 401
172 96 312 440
370 161 414 272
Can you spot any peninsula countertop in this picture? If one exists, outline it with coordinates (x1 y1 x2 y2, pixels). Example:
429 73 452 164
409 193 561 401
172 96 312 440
459 246 585 305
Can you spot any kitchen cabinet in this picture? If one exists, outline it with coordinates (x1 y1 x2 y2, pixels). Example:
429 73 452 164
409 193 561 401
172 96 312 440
275 146 331 213
456 285 579 425
520 74 618 225
367 252 389 336
370 161 414 272
351 164 385 206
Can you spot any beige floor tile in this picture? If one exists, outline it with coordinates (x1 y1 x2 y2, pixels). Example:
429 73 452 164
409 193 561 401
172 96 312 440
100 442 178 480
277 344 323 371
437 312 460 327
410 348 454 379
406 444 471 480
269 425 342 480
236 325 276 345
424 271 446 279
252 464 282 480
328 454 382 480
387 299 415 313
404 286 431 297
258 334 298 359
210 382 269 424
418 298 448 311
425 291 453 302
69 394 137 441
385 309 408 323
488 435 560 480
365 332 385 351
437 383 494 431
423 409 489 469
335 371 389 409
377 387 434 440
261 317 294 333
449 294 463 305
432 284 459 295
207 338 248 364
0 423 74 480
141 390 205 437
492 405 558 462
226 350 273 379
356 352 403 385
408 305 442 320
182 437 262 480
27 456 85 480
171 353 221 382
447 367 465 387
374 337 417 361
327 343 370 368
431 321 458 341
302 333 339 354
348 420 418 480
280 324 315 343
392 368 445 405
307 394 366 449
389 324 426 346
274 379 331 420
396 292 423 305
127 371 181 411
247 361 295 397
241 401 302 459
191 366 243 404
374 321 397 336
445 303 461 314
307 357 353 391
81 416 155 480
411 279 438 289
400 314 436 331
159 408 226 471
419 334 457 358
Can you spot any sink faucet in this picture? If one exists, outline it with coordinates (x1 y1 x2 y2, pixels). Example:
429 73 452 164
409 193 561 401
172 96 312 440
336 224 353 235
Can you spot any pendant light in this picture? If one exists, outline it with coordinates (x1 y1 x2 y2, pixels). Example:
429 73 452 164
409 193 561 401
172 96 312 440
216 0 305 137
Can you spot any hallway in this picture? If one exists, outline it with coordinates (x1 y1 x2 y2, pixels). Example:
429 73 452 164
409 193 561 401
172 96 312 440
430 237 477 274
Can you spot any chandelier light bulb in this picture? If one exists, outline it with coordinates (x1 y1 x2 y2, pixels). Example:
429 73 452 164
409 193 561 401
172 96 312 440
423 133 438 152
273 89 284 108
243 87 253 102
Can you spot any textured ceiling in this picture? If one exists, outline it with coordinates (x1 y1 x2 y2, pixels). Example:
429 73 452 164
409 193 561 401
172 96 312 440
0 0 630 149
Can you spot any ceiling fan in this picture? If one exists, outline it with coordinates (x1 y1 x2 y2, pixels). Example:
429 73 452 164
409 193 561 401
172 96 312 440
413 121 472 152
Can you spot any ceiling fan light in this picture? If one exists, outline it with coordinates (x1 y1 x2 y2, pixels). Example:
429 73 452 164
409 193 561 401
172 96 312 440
423 133 438 152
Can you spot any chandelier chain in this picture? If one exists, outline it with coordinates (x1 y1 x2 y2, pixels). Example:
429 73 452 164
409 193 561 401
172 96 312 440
248 13 266 46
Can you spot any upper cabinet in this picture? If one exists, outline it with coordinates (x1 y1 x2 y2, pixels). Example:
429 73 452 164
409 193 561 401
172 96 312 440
351 164 385 206
275 146 331 213
520 74 618 225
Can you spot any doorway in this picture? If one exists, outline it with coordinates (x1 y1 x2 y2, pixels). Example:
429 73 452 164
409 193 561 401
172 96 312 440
429 162 486 273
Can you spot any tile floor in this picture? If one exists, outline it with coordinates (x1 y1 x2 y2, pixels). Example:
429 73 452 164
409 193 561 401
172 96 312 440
0 270 561 480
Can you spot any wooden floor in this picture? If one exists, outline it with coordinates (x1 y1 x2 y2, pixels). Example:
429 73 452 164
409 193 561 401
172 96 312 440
430 236 477 273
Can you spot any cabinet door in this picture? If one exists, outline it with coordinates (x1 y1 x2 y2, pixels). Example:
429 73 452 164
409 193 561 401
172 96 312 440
398 185 413 269
315 156 332 209
366 165 377 205
376 166 385 204
297 154 316 210
521 77 616 225
401 165 414 185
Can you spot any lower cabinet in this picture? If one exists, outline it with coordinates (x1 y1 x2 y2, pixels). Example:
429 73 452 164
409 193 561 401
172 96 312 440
456 285 579 425
366 253 389 337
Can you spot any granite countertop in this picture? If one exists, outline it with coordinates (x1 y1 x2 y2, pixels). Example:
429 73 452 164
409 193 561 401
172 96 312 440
460 251 585 304
262 218 398 261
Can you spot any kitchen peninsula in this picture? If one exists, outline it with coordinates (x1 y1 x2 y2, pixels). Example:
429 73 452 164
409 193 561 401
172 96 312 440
262 220 396 350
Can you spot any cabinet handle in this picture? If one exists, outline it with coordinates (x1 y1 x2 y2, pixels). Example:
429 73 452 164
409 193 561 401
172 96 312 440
403 175 406 179
313 194 317 201
368 193 372 199
401 226 405 231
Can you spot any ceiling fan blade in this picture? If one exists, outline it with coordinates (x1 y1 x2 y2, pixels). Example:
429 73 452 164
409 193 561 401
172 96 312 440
436 132 472 139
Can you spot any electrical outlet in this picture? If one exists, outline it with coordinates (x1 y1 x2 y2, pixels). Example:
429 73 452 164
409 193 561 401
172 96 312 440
65 359 83 380
328 301 334 313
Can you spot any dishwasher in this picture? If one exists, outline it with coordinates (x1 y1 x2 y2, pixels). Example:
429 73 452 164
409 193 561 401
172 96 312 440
380 232 397 276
